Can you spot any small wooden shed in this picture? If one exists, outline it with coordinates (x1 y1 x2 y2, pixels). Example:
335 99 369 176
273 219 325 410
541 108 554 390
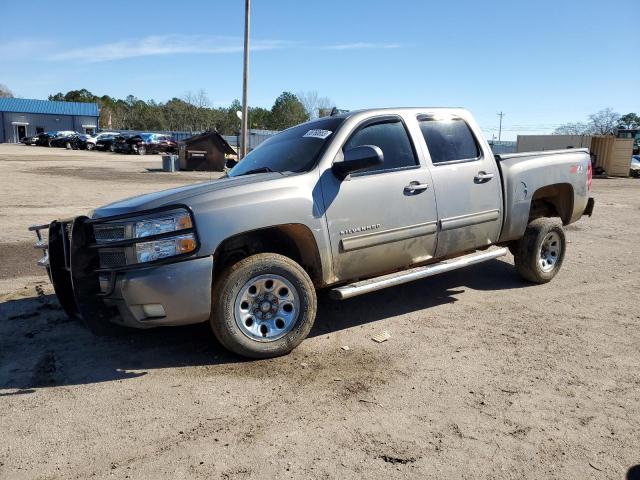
590 136 634 177
178 130 236 171
517 134 634 177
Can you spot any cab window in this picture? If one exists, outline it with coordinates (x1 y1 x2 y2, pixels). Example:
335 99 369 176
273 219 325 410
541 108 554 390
344 119 418 174
418 116 480 164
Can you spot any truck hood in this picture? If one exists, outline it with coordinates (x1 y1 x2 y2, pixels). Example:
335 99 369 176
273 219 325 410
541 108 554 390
92 172 283 218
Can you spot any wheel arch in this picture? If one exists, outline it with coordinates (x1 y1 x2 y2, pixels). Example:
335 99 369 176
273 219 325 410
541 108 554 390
212 224 325 287
528 183 574 225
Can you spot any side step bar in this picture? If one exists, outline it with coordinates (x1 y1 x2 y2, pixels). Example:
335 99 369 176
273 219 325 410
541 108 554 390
330 247 508 300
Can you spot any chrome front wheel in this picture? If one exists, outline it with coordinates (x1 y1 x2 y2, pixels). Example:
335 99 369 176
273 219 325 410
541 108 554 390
234 274 299 342
210 253 317 358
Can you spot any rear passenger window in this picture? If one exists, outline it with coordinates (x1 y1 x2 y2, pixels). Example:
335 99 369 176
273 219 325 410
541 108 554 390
418 117 480 164
344 119 418 173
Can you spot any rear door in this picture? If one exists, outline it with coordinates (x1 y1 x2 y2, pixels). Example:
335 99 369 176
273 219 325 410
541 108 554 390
416 113 502 257
321 115 439 281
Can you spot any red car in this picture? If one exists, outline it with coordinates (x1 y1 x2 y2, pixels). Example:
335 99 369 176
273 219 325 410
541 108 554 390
127 133 178 155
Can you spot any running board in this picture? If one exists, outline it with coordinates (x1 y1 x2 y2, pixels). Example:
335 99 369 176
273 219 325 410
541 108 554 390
330 247 508 300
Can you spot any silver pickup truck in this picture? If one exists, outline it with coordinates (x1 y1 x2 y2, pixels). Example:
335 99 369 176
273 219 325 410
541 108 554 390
31 108 594 358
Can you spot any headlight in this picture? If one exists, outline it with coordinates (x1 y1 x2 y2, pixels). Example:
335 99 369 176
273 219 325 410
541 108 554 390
134 211 192 238
135 234 197 263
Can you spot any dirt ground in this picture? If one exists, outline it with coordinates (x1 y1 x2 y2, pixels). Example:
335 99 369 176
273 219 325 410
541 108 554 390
0 143 638 479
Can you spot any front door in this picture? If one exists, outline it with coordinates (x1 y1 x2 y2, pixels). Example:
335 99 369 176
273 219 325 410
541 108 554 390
416 114 502 257
17 125 26 141
321 116 439 282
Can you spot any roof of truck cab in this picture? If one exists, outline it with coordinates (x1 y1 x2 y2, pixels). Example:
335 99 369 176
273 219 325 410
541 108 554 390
330 107 467 118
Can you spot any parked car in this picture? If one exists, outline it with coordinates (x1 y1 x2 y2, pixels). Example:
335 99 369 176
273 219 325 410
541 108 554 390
127 133 178 155
631 155 640 178
30 107 595 358
94 133 120 151
34 131 63 147
20 135 38 145
49 132 84 149
88 132 120 151
111 133 136 153
73 134 97 150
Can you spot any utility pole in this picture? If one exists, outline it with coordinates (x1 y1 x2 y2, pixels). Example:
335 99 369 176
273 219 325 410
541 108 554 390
240 0 250 159
497 111 505 142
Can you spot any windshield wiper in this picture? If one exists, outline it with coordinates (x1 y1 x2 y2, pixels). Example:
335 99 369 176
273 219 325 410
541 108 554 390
235 167 275 177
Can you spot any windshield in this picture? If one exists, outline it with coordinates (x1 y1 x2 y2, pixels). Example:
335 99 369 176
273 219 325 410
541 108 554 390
632 156 640 166
228 117 345 177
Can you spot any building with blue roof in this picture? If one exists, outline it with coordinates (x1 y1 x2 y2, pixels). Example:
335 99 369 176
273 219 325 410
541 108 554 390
0 98 100 143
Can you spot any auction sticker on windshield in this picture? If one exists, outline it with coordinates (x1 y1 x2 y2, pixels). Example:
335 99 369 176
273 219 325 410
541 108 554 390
303 129 332 139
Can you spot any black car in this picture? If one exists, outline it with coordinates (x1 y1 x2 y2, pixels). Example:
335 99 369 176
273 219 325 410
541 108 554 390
49 132 83 149
32 131 59 146
112 134 136 153
70 134 94 150
94 133 120 151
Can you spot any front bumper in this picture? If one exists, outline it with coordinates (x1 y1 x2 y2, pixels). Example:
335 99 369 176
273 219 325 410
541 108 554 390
106 256 213 328
30 214 212 332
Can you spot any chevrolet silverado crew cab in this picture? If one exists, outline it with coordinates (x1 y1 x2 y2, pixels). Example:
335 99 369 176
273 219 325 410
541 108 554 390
30 108 595 358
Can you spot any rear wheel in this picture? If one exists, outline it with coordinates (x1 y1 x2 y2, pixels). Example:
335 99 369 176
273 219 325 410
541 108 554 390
137 145 146 156
513 218 566 283
109 144 116 152
86 143 94 151
210 253 317 358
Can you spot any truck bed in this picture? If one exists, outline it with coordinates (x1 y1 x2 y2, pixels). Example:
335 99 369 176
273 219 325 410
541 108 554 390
495 148 591 243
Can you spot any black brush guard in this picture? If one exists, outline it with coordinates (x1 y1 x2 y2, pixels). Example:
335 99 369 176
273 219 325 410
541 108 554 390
29 205 200 334
31 217 123 335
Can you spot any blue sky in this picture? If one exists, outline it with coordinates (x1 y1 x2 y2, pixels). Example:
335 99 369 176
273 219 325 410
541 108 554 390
1 0 638 140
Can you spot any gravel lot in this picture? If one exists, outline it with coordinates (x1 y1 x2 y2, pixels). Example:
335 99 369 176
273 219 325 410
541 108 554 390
0 144 638 479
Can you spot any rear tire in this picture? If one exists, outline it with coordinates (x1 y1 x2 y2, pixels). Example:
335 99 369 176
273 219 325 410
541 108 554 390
514 218 566 283
210 253 317 359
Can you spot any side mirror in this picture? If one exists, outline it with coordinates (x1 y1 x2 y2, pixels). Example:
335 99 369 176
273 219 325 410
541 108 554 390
332 145 384 180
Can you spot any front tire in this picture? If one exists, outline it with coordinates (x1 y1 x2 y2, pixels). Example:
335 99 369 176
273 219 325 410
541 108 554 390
514 218 566 283
210 253 317 358
137 145 146 156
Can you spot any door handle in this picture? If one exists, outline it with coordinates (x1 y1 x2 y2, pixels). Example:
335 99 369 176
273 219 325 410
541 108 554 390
404 181 430 194
474 171 494 183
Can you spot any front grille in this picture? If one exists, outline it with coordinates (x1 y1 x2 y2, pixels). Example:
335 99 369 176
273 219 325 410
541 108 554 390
99 250 127 267
94 225 126 243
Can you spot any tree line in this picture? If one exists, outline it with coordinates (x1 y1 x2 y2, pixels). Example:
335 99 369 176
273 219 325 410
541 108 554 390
554 108 640 135
44 89 334 134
